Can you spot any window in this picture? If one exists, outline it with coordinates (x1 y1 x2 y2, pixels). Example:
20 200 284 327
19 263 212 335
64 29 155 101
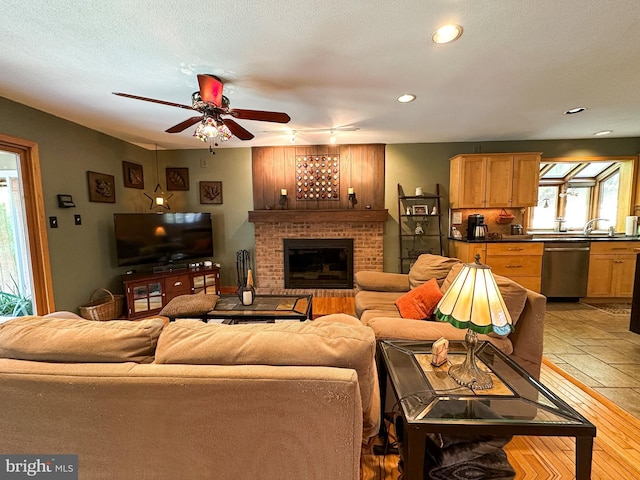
531 186 558 230
530 159 626 232
598 171 619 222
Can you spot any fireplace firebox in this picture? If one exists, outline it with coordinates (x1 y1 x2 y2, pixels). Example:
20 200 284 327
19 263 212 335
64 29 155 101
283 238 354 289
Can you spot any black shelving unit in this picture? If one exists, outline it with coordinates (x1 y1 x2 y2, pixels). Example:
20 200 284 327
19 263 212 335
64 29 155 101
397 183 444 273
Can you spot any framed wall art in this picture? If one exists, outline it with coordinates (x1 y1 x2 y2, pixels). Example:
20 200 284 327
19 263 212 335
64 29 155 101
412 205 428 215
87 171 116 203
200 181 223 204
166 167 189 191
122 161 144 189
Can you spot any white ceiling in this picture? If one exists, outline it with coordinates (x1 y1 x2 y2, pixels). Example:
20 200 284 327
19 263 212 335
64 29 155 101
1 1 640 151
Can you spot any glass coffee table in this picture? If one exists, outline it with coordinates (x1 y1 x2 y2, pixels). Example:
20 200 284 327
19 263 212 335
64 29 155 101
205 294 312 323
378 340 596 480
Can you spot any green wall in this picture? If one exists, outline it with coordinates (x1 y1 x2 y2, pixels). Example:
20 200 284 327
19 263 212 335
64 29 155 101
1 95 639 312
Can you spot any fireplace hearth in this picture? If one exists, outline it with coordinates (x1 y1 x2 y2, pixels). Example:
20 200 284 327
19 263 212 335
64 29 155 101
284 239 354 289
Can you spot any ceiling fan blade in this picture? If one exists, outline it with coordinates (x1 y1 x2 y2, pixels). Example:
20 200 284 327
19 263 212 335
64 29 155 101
229 108 291 123
165 116 203 133
222 118 255 140
112 92 194 111
197 74 223 108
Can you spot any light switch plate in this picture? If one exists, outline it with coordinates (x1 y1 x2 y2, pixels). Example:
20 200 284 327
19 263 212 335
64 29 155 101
74 214 82 225
49 216 58 228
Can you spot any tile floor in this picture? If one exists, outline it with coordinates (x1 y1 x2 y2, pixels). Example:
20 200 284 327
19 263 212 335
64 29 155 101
543 301 640 419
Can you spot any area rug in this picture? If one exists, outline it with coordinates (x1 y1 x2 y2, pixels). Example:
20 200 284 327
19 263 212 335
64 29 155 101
580 302 632 316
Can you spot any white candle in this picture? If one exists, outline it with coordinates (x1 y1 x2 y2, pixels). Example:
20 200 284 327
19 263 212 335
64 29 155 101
281 189 287 195
348 187 354 194
242 290 253 306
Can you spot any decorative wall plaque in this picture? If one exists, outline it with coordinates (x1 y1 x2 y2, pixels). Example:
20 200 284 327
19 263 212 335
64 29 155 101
87 171 115 203
295 155 340 200
199 181 223 204
122 161 144 189
166 167 189 191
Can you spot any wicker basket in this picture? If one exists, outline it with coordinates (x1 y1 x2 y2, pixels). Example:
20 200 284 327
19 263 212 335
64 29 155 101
496 208 515 224
79 288 124 321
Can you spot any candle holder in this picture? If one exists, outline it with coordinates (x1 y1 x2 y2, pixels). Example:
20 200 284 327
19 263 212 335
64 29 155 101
348 192 357 209
279 193 288 209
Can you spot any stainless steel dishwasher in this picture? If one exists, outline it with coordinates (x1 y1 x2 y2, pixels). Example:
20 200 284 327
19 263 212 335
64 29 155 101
541 241 591 298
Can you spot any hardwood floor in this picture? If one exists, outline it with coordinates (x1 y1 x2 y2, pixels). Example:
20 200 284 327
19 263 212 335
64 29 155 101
313 297 640 479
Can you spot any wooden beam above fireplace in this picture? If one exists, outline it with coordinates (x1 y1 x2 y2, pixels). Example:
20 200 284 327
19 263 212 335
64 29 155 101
248 209 388 223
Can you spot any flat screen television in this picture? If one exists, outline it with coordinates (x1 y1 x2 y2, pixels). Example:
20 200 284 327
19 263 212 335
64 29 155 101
114 212 214 267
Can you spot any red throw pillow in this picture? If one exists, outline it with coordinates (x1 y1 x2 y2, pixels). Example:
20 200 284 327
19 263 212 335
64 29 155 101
394 278 444 320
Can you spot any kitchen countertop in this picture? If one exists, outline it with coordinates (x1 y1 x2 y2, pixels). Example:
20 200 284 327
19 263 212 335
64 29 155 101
450 234 640 243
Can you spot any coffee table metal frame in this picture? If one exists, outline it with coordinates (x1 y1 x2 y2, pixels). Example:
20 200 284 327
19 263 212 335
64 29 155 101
378 339 596 480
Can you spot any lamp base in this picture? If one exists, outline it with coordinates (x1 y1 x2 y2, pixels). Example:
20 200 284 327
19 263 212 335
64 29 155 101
448 329 493 390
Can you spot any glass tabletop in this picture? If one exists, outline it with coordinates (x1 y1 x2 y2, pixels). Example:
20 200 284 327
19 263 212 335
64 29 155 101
379 340 595 431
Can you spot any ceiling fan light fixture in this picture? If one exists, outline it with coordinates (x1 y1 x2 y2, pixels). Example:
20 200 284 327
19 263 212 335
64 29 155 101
329 130 337 143
432 24 463 44
397 93 416 103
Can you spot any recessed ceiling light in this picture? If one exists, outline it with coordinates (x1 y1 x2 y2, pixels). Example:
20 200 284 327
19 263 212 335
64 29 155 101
432 24 463 44
564 107 587 114
397 94 416 103
594 130 613 136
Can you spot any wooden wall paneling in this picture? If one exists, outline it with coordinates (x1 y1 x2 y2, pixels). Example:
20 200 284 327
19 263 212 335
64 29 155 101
373 144 385 209
340 145 352 210
284 147 296 210
251 147 266 210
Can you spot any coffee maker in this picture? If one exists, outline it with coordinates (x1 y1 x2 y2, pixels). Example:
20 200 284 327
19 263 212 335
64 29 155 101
467 214 488 240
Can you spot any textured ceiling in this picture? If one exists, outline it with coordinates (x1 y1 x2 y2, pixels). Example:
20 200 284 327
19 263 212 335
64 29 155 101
1 1 640 150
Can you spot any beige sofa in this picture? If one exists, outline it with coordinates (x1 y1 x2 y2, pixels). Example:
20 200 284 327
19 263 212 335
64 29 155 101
355 254 547 378
0 313 379 480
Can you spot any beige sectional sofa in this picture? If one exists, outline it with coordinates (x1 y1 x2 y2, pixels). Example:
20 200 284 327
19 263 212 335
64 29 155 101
355 254 547 377
0 313 379 480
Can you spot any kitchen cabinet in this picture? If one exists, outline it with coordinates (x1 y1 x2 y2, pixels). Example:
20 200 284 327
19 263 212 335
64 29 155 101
122 266 221 319
587 242 639 297
485 242 543 293
397 184 444 273
448 240 542 291
449 153 541 208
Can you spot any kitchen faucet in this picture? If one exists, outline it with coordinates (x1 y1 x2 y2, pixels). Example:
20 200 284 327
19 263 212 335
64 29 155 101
583 218 609 236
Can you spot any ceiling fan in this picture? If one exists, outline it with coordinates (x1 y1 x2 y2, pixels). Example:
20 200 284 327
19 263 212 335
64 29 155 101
113 74 291 141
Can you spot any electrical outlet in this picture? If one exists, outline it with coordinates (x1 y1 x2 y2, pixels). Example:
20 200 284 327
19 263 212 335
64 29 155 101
74 214 82 225
49 216 58 228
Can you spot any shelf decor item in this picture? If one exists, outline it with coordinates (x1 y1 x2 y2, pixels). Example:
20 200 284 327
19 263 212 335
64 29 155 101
295 154 340 200
434 255 513 390
412 205 428 215
236 250 255 305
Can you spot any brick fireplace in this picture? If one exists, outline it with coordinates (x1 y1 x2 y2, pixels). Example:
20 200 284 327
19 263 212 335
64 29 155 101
249 210 387 296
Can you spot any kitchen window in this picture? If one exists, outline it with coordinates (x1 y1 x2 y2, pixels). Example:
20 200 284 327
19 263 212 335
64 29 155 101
529 158 634 232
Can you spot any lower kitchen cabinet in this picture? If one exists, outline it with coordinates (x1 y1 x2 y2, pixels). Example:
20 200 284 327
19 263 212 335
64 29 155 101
587 242 639 297
448 240 543 292
485 242 543 293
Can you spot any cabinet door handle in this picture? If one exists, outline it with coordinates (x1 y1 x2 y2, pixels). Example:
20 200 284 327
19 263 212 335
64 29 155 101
174 281 183 287
506 248 523 251
506 265 523 268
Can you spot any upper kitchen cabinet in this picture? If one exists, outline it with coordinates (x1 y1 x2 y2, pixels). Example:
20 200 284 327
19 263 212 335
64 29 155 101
449 153 541 208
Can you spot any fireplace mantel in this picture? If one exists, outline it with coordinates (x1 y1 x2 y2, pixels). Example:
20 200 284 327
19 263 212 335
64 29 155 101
248 209 388 223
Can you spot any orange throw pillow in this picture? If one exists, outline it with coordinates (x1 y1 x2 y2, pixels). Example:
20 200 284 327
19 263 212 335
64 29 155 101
394 278 444 320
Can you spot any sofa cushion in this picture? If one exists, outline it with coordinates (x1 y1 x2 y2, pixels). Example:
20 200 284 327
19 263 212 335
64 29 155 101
355 291 405 318
409 254 462 289
364 316 513 356
395 278 443 320
355 271 409 292
0 316 165 363
440 263 527 333
155 319 380 441
159 294 219 318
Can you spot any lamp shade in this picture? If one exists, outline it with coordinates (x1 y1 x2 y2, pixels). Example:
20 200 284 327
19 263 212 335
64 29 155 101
435 256 512 336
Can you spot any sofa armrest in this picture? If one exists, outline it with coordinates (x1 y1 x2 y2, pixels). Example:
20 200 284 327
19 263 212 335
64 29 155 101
355 271 409 292
508 290 546 379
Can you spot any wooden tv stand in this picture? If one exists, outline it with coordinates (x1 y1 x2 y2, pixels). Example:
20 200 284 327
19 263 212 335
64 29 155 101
122 266 221 319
